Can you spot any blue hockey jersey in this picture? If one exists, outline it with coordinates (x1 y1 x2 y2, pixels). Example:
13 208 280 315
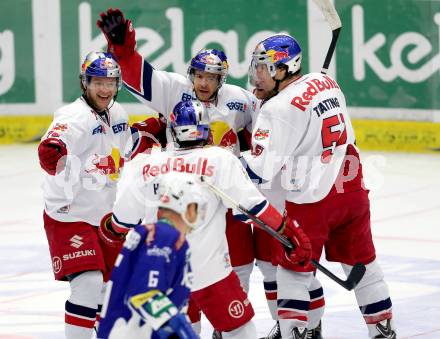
97 220 192 339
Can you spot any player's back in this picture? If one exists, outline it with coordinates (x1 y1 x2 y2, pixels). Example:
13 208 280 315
260 72 357 203
141 146 236 290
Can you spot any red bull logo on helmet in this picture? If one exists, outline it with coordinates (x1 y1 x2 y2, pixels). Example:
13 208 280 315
101 59 115 69
266 49 289 63
201 55 217 65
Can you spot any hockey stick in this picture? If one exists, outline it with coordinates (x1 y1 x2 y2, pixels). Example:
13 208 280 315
312 0 342 74
201 178 366 291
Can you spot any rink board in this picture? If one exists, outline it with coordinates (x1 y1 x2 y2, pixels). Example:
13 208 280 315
1 115 440 153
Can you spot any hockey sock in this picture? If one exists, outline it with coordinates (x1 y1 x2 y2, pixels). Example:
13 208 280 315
308 277 325 329
257 260 278 320
65 270 103 339
276 267 314 337
342 261 395 338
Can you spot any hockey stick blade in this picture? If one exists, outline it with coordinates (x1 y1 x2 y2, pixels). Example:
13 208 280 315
201 177 366 291
314 260 366 290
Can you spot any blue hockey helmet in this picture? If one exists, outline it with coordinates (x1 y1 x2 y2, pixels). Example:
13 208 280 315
187 49 229 87
81 51 122 90
170 100 210 144
248 34 302 86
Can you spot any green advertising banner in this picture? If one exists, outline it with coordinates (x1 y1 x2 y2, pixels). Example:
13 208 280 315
337 0 440 111
0 0 34 103
1 0 440 114
0 0 440 150
60 0 308 103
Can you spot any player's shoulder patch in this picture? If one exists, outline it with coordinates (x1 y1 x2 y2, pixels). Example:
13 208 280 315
124 227 144 250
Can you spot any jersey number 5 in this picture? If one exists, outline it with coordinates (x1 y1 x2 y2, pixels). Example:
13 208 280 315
321 113 347 163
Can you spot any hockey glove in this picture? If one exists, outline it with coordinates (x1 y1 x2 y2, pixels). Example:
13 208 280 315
278 216 312 266
130 115 167 157
98 212 127 248
129 289 197 339
96 8 136 59
157 313 198 339
38 138 67 175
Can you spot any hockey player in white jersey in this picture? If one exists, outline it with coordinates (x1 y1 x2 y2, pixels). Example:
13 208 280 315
96 8 256 154
108 99 313 339
38 51 166 339
96 9 261 336
242 34 396 338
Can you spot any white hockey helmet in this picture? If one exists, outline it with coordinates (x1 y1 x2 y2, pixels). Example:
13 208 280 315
157 172 207 229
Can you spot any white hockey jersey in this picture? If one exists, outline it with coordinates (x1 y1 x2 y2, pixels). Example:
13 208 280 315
111 146 281 291
243 73 356 204
121 55 257 154
41 97 134 226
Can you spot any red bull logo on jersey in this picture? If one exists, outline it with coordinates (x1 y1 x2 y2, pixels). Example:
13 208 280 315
86 148 125 181
53 123 68 131
291 75 340 111
254 128 270 140
47 123 68 138
143 157 214 179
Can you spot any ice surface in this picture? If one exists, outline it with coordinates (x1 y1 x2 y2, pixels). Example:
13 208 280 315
1 145 439 338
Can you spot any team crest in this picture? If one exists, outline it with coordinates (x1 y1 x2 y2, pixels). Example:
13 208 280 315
254 128 270 140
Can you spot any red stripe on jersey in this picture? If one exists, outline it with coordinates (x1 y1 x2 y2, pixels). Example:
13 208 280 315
65 313 95 328
257 203 283 231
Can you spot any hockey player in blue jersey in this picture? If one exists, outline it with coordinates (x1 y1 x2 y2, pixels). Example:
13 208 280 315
97 173 202 339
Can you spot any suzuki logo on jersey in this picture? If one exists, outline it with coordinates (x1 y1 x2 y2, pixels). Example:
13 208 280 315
63 249 96 261
226 101 246 112
70 235 84 248
291 75 340 111
142 157 214 179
